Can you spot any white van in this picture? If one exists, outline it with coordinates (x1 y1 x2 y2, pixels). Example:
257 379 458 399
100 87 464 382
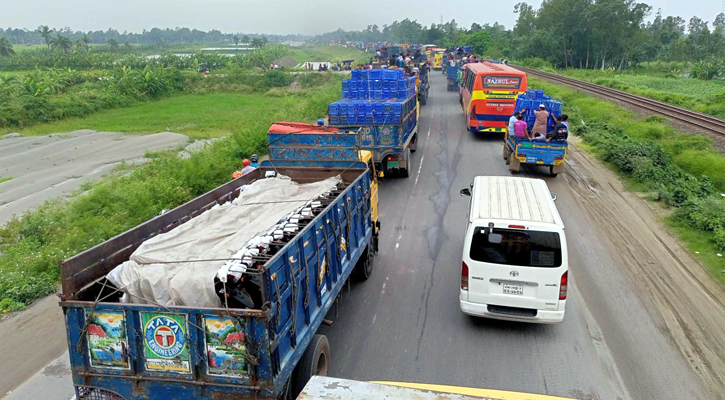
459 176 568 323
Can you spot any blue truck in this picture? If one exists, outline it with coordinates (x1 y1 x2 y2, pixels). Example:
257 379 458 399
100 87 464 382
329 69 419 178
446 62 459 92
59 125 380 400
504 90 567 176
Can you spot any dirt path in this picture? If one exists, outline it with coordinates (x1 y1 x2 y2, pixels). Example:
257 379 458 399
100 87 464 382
562 140 725 395
0 130 188 225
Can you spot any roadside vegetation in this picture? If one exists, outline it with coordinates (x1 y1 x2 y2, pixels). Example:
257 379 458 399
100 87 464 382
0 71 342 312
289 45 369 64
528 77 725 288
0 46 291 131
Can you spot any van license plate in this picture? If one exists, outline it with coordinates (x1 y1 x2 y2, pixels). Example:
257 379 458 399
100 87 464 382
503 284 524 295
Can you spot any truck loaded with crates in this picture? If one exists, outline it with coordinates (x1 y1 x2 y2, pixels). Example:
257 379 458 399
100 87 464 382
328 68 419 178
58 125 381 400
504 89 567 176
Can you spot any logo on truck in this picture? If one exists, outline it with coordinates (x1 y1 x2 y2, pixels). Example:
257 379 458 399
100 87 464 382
144 315 186 358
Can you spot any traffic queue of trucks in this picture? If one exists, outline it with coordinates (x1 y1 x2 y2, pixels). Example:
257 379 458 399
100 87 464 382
58 46 572 400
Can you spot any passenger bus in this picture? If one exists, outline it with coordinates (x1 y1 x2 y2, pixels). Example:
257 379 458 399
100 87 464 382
460 62 528 133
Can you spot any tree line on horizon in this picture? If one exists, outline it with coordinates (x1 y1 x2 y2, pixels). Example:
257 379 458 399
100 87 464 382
315 0 725 71
0 25 302 47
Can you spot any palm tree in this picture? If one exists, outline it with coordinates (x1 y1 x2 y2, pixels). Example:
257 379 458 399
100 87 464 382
233 35 240 47
75 39 88 53
241 35 250 45
0 37 15 57
107 38 119 52
81 34 91 45
37 25 52 48
250 37 265 49
49 34 72 53
124 41 132 51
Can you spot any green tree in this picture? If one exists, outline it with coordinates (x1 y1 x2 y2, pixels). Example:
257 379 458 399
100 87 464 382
37 25 52 48
233 35 240 46
81 34 91 44
459 31 493 55
241 35 250 44
250 37 265 48
49 34 72 53
107 38 120 52
0 37 15 57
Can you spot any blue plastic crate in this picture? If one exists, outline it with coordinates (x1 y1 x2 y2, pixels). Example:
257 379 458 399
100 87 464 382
369 70 383 80
535 90 545 99
382 69 402 80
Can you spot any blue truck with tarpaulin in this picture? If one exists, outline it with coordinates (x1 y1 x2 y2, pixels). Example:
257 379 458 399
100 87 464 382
328 68 419 178
58 124 381 400
503 89 567 176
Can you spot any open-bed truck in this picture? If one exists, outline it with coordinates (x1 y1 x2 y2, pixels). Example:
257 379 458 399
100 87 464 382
59 127 380 400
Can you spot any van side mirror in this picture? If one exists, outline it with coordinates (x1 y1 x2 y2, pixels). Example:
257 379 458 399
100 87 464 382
550 192 557 201
460 188 471 197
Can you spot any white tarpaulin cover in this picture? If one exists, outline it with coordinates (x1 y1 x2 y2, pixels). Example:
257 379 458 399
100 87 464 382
107 175 341 307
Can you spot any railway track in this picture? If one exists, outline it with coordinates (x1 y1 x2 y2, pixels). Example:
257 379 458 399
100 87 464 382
515 66 725 136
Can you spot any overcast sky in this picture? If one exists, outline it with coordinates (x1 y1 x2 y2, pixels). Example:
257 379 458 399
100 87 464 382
2 0 724 35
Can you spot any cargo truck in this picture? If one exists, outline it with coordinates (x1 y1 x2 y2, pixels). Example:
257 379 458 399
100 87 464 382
58 125 381 400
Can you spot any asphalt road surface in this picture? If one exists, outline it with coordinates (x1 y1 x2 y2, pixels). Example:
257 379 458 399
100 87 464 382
318 72 721 400
4 73 724 400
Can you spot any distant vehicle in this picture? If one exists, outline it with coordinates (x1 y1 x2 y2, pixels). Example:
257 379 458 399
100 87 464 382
433 51 444 70
459 176 568 324
460 62 528 133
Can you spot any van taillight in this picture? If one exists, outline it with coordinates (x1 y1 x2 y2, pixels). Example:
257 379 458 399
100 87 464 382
559 271 568 300
461 262 469 290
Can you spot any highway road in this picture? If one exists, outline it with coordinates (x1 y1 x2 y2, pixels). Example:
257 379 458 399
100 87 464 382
318 72 723 400
3 72 725 400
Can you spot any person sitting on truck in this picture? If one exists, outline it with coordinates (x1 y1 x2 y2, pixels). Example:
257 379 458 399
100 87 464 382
547 116 569 142
514 113 530 140
232 159 256 179
532 104 549 138
250 154 259 168
533 132 547 142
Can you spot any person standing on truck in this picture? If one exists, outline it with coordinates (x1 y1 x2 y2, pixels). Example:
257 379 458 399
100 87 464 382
532 104 549 138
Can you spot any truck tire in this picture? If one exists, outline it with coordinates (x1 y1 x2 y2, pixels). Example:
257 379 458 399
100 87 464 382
293 334 330 397
354 245 374 281
509 153 520 173
420 94 427 106
409 134 418 152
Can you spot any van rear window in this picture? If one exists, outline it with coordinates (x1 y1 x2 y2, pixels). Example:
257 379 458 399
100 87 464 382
469 227 562 267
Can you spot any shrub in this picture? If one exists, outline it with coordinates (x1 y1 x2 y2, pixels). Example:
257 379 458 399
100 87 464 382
264 70 292 88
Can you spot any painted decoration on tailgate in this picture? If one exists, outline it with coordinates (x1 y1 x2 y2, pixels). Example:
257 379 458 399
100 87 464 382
141 312 191 373
85 310 130 369
204 315 248 377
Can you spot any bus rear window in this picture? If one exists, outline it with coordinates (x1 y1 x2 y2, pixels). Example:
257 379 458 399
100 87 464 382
469 227 561 267
482 76 521 90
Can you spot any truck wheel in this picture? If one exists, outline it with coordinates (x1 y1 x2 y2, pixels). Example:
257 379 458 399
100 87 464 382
293 334 330 396
354 245 374 281
509 153 520 173
410 133 418 152
420 94 427 106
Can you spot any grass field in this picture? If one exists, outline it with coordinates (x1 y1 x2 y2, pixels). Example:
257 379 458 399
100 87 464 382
290 45 369 64
560 69 725 119
8 93 316 139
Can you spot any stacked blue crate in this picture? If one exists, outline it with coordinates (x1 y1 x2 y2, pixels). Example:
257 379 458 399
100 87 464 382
514 91 563 133
329 69 417 127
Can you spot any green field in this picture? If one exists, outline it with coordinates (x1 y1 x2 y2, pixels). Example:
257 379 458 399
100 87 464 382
11 93 313 139
559 69 725 119
289 45 369 64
